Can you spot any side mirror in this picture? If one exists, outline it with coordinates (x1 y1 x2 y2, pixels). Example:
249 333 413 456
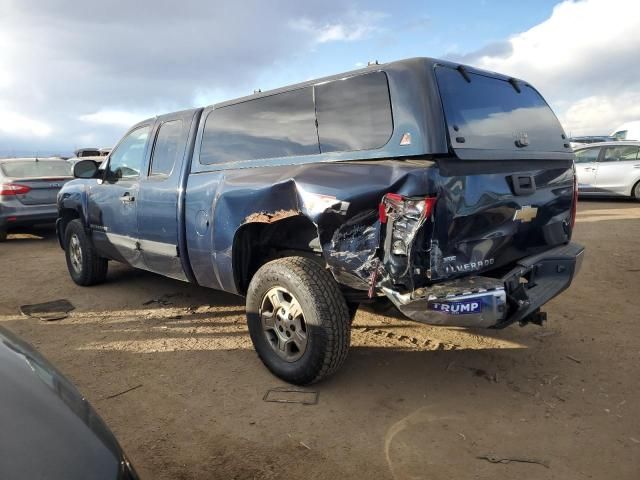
73 159 100 179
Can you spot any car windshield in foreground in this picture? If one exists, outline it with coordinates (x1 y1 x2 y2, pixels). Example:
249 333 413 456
0 160 73 178
435 66 567 152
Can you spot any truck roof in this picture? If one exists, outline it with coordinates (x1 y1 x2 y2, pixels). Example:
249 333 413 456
135 57 526 126
132 56 569 163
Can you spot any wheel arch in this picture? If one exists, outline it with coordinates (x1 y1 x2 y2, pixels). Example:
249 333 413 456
232 214 322 295
631 177 640 198
56 208 82 249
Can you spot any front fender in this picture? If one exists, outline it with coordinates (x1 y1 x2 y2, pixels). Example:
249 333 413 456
56 180 91 248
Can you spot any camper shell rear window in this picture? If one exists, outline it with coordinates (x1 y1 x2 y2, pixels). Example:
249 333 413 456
435 66 567 153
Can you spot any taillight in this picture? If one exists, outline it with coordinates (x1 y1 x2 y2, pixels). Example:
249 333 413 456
570 171 578 230
0 184 31 196
379 193 437 256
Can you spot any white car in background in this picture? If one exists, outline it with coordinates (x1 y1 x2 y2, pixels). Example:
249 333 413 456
574 141 640 199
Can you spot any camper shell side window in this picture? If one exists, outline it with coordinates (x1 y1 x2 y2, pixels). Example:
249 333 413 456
199 71 393 166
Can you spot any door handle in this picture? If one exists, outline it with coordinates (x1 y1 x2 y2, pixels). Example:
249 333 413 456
584 167 595 171
119 193 135 203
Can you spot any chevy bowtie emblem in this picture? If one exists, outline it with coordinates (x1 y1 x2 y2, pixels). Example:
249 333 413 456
513 205 538 222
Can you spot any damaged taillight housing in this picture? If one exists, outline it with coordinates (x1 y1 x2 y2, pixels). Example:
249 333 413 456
379 193 437 256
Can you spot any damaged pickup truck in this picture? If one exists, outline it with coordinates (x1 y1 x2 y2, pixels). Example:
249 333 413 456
57 57 584 384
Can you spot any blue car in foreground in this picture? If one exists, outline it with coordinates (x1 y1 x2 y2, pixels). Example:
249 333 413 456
0 326 138 479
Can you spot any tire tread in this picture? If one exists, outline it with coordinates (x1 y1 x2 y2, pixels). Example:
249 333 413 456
247 256 350 384
65 219 108 286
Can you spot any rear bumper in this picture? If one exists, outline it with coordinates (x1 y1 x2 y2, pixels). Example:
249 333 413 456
383 242 585 328
0 204 58 230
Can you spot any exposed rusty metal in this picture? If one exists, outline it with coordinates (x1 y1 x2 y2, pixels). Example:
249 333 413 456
243 209 301 224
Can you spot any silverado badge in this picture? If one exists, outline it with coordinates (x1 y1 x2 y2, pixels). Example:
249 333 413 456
513 205 538 223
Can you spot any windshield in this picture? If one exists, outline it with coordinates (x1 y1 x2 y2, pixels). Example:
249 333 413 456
435 66 567 153
0 160 72 178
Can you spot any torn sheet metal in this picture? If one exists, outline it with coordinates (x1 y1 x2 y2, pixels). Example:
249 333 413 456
185 159 437 294
243 209 301 224
322 210 382 290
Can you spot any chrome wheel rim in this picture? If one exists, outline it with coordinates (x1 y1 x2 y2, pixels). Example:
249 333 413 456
260 286 308 362
69 234 83 274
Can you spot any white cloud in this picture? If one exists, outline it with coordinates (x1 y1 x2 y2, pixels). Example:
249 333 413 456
80 110 154 128
0 109 52 137
563 94 640 136
290 12 385 44
456 0 640 135
0 0 369 153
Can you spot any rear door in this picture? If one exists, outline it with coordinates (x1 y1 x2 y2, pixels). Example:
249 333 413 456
137 111 194 280
596 144 640 195
88 125 151 265
574 147 600 193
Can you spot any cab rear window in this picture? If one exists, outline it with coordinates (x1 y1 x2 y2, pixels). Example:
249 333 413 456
435 66 567 152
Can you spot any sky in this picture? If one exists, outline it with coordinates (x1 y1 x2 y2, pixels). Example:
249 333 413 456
0 0 639 156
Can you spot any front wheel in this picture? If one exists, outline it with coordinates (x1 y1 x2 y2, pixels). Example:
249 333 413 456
246 256 351 385
633 180 640 201
64 219 108 286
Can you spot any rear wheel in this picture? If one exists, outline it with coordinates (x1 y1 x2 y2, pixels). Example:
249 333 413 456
633 180 640 201
64 219 108 286
0 228 6 242
246 256 351 385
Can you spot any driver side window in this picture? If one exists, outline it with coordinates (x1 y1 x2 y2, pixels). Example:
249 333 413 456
107 125 151 181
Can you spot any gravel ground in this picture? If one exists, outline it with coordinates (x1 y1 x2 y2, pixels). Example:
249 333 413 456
0 199 639 479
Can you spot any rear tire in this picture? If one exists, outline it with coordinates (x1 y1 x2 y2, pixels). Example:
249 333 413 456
64 219 108 286
246 256 351 385
0 229 6 242
633 180 640 201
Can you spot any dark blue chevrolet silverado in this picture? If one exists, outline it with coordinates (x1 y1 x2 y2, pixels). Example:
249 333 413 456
57 57 584 384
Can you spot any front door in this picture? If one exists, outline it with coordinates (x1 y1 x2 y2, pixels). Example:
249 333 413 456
596 145 640 196
574 147 600 194
88 124 151 265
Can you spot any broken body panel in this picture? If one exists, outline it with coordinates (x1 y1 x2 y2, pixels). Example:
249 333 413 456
57 57 583 330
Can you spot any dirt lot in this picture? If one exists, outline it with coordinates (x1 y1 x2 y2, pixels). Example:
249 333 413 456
0 200 639 479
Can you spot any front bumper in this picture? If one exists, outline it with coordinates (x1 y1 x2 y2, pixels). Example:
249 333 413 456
383 242 585 328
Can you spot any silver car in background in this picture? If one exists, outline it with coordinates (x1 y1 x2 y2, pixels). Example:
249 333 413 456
574 141 640 200
0 158 73 241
